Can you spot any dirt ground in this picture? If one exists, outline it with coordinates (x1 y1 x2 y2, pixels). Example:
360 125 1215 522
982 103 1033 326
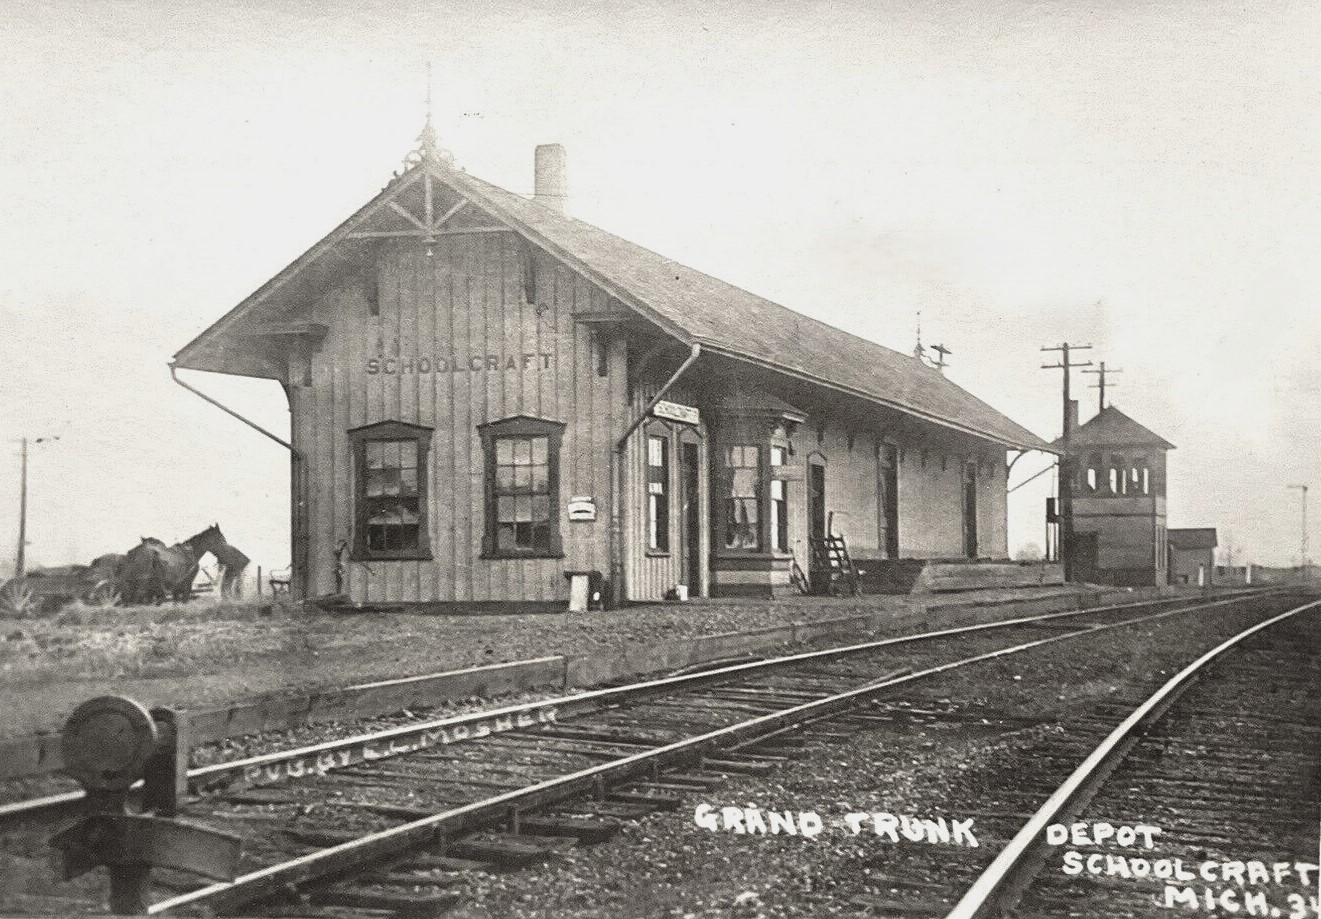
0 586 1114 738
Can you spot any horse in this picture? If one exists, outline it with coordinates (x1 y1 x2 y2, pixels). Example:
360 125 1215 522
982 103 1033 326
119 524 235 605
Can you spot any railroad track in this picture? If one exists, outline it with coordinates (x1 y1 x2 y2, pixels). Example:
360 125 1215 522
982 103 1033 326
0 589 1286 916
149 590 1289 917
933 595 1321 919
0 590 1264 828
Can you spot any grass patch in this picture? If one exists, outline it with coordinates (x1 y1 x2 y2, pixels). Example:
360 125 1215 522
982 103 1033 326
0 597 299 683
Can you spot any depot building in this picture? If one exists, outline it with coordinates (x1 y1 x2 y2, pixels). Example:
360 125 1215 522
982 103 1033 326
173 127 1051 610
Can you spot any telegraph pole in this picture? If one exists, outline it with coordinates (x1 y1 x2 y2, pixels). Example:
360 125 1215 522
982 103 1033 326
1082 362 1121 413
13 435 58 578
1042 343 1093 581
16 438 27 578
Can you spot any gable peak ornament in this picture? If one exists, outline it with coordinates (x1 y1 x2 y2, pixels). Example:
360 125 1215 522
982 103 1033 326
404 63 455 169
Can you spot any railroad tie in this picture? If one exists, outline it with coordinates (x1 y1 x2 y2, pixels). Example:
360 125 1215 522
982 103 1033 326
567 800 654 820
700 757 777 775
606 790 685 810
447 831 573 868
394 853 491 874
315 888 460 917
515 814 622 844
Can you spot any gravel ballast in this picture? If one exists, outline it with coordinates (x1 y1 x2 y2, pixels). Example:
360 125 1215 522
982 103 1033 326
440 595 1309 918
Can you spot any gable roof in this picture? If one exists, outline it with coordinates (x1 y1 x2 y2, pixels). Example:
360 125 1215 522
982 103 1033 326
175 159 1051 451
1168 528 1217 549
1050 405 1175 451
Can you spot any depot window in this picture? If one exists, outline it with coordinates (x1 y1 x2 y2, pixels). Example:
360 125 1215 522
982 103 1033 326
647 434 670 552
723 445 761 550
479 416 565 558
769 446 788 553
349 421 433 561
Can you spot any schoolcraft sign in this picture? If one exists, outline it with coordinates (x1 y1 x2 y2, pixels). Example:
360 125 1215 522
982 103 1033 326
366 353 555 374
653 400 700 425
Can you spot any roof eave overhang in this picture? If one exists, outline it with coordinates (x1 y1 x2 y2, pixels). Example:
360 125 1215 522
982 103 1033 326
177 162 698 379
701 343 1054 453
173 169 430 376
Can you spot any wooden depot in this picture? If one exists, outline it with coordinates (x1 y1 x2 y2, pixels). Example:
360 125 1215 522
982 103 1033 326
172 128 1054 609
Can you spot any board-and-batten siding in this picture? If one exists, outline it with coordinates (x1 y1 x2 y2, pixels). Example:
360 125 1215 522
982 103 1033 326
623 381 709 602
291 237 626 604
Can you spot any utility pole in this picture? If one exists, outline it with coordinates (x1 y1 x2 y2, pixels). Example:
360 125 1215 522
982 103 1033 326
1082 361 1122 413
1042 343 1093 582
1287 484 1308 573
16 439 27 578
13 435 58 578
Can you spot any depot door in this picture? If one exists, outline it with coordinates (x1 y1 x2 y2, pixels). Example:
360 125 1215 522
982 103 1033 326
1072 532 1098 583
809 461 827 540
962 462 978 558
878 444 899 558
679 441 702 592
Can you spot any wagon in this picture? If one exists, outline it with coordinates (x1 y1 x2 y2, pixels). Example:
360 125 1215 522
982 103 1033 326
0 564 119 616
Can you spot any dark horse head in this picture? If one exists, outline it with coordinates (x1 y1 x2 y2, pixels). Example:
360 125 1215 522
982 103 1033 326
184 524 226 555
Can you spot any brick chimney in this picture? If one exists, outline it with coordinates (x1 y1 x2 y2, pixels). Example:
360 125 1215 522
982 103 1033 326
534 144 568 214
1066 399 1080 436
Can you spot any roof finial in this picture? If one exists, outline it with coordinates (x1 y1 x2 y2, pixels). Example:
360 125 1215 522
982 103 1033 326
404 61 454 169
913 310 925 361
930 342 952 373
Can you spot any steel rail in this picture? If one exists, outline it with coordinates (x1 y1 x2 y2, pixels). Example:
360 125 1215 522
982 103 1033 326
184 589 1265 792
0 589 1269 824
147 592 1278 915
941 595 1321 919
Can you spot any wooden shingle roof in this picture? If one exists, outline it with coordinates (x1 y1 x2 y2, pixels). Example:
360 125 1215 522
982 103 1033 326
446 171 1048 451
176 160 1050 451
1049 405 1175 451
1168 528 1217 549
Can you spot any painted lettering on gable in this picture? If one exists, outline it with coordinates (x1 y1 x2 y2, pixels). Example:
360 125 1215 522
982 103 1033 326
366 353 554 375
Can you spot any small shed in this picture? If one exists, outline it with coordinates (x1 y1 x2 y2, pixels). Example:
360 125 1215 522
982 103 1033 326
1167 528 1218 586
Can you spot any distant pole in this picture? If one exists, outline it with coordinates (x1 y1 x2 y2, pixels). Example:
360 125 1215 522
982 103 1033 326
13 435 58 578
15 438 27 578
1288 484 1309 571
1082 362 1122 413
1042 343 1093 581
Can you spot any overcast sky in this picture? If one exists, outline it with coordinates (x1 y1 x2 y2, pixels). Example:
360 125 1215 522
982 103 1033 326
2 0 1318 574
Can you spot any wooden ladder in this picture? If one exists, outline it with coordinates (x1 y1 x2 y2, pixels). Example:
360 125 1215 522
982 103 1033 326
808 514 862 596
